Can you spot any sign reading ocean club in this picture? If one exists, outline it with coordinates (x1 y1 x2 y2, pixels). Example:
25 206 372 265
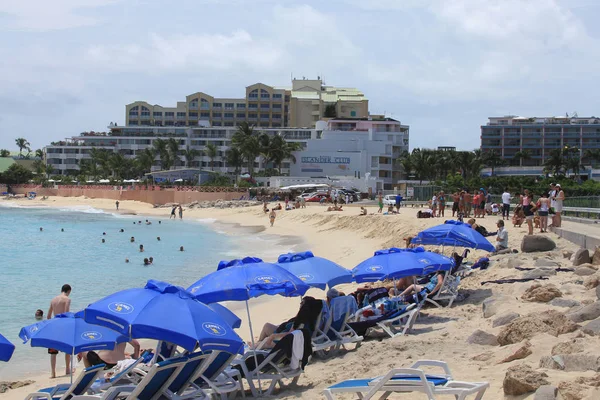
300 156 351 164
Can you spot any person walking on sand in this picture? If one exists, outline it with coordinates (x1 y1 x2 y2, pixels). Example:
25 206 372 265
115 200 119 211
47 284 72 378
377 193 383 214
170 206 176 219
269 209 276 227
178 205 183 220
501 188 511 221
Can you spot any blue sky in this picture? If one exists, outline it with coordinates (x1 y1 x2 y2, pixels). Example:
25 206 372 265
0 0 599 151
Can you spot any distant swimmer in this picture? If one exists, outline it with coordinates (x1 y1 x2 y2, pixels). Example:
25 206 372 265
138 221 142 224
61 228 64 232
133 222 136 225
180 246 184 252
101 239 105 243
125 258 129 263
102 232 106 236
158 221 161 224
120 229 124 233
40 227 43 232
149 257 154 264
145 219 152 225
130 237 135 243
143 258 150 266
139 244 144 252
157 237 161 241
35 309 43 320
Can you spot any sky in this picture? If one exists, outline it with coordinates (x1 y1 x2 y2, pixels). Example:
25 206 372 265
0 0 599 152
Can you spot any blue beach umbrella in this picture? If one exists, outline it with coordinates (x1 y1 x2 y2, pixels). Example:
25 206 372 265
19 312 130 354
353 247 454 283
188 257 310 304
84 280 244 354
0 333 15 362
276 251 352 290
411 220 495 252
208 303 241 329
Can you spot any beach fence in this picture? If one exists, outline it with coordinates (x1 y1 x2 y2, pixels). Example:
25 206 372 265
380 185 442 202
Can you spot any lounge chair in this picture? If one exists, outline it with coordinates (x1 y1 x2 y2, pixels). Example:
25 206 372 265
88 350 153 394
191 351 243 399
311 301 336 356
327 295 363 351
349 303 419 339
323 360 489 400
25 364 106 400
72 356 188 400
425 270 461 308
165 352 213 400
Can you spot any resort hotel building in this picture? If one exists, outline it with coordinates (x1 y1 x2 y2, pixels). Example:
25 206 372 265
480 115 600 180
44 78 410 190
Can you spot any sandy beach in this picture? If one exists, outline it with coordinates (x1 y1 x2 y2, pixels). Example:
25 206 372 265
2 195 600 399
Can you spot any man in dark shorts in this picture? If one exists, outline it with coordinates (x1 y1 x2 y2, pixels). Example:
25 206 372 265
48 284 72 378
81 340 140 370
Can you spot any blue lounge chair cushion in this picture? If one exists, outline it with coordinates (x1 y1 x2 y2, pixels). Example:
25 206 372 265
327 375 448 390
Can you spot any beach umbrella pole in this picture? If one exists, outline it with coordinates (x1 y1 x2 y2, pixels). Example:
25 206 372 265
245 301 262 395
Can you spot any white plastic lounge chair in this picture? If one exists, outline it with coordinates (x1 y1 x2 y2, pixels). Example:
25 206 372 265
234 349 302 397
72 356 187 400
311 301 336 356
164 352 213 400
376 303 420 338
425 271 461 308
327 296 363 351
191 351 243 399
88 351 152 394
25 364 106 400
323 360 489 400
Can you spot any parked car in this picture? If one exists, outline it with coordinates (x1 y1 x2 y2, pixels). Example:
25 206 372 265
383 194 397 206
306 193 330 202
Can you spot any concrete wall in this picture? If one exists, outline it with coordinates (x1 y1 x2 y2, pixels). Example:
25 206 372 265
9 187 248 205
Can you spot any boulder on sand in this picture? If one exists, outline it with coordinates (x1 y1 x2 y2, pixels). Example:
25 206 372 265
498 341 533 364
566 302 600 323
592 247 600 265
552 340 585 356
466 329 499 346
522 235 556 253
493 312 521 328
498 310 578 345
521 284 562 303
482 296 506 318
539 354 600 372
550 298 581 308
503 364 549 395
573 248 591 266
533 385 558 400
574 264 597 276
581 318 600 336
523 268 557 279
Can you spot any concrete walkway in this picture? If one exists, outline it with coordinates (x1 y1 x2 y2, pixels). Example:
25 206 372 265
550 220 600 250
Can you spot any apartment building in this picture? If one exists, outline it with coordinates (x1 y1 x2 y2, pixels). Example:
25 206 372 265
481 115 600 166
45 117 409 189
125 78 368 129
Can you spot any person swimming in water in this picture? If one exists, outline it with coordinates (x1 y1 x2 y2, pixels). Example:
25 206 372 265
125 258 129 263
157 237 161 241
130 237 135 243
61 228 64 232
120 229 124 233
101 239 105 243
179 246 184 252
149 257 154 264
139 244 144 252
102 232 106 236
143 258 150 266
35 309 43 320
40 227 43 232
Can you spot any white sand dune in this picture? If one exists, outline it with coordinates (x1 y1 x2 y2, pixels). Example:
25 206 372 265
2 196 599 399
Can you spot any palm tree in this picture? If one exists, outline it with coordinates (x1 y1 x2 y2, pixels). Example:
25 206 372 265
513 150 532 167
89 148 112 177
15 138 30 158
35 149 44 159
482 150 504 176
584 149 600 168
135 148 156 175
109 153 129 180
152 139 172 171
544 149 564 177
45 164 55 179
0 149 10 157
410 149 432 183
397 151 413 179
231 122 263 175
167 138 181 168
182 146 200 168
32 159 45 178
564 146 581 180
263 135 302 175
205 143 218 171
225 147 244 176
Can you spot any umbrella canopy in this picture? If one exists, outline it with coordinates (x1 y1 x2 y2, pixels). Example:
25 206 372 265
207 303 241 329
353 247 454 283
276 251 352 290
0 333 15 362
19 312 130 354
98 179 110 183
84 280 244 354
411 220 495 252
174 179 183 182
86 180 95 183
187 257 310 303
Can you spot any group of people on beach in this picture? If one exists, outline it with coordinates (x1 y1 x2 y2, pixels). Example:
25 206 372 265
505 183 565 235
447 189 492 219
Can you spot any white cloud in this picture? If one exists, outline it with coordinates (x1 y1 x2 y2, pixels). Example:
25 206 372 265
0 0 119 31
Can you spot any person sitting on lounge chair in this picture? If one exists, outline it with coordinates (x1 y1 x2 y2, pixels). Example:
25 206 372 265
254 296 323 349
398 271 445 299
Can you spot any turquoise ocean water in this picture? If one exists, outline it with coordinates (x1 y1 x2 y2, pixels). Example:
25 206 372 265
0 204 292 379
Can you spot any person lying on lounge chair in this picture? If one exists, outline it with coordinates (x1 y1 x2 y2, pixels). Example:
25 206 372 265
254 296 323 349
398 271 445 299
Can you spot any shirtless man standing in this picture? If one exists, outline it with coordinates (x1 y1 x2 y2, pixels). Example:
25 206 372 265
463 190 473 217
48 284 72 378
80 340 141 369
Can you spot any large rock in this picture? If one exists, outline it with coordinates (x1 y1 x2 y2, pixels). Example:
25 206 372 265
550 298 581 308
524 268 557 279
539 354 600 372
567 302 600 323
534 385 558 400
482 296 506 318
584 274 600 289
592 247 600 265
503 364 550 395
522 235 557 253
467 329 499 346
498 310 578 345
573 248 591 266
574 265 597 276
493 312 521 328
558 381 587 400
563 250 574 259
499 341 533 364
581 318 600 336
0 380 34 394
552 340 585 356
535 258 559 267
522 283 563 303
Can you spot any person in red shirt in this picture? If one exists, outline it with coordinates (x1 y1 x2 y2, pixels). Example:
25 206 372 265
472 192 482 218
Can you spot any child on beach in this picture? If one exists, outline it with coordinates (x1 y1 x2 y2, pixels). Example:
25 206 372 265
269 209 276 227
377 193 383 213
